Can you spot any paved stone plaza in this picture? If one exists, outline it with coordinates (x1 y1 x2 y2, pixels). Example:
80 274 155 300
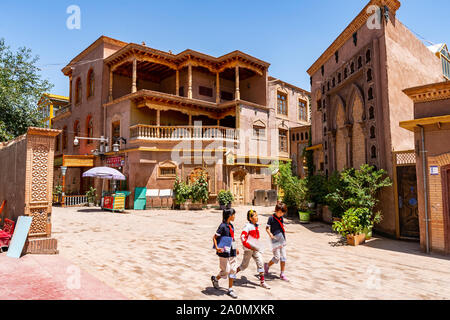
47 206 450 300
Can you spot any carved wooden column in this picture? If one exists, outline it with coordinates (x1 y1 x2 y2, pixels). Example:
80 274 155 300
132 58 137 93
216 72 220 104
109 69 113 102
176 70 180 96
188 64 193 99
235 65 240 100
156 110 161 138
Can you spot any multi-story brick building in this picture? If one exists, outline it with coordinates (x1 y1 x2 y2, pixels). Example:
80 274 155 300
307 0 445 237
52 36 310 207
401 81 450 254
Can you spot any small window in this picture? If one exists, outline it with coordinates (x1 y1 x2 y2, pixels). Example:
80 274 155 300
277 92 288 116
368 88 374 100
350 62 355 74
371 145 377 159
367 69 373 82
87 69 95 98
324 141 328 150
305 132 309 140
327 82 330 91
353 32 358 46
317 99 322 110
292 134 296 141
344 68 348 79
332 78 335 88
324 126 327 136
298 99 307 121
325 155 328 165
358 57 362 69
323 112 327 123
335 51 339 63
370 126 376 139
321 65 324 76
221 91 233 101
338 73 341 83
366 50 371 63
75 78 82 104
160 167 176 177
199 86 213 97
279 129 288 153
322 86 325 94
253 125 266 139
369 106 375 119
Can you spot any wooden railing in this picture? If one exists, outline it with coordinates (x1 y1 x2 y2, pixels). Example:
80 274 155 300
130 125 239 141
64 195 88 207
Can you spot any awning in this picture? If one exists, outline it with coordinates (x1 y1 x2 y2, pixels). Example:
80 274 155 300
399 115 450 131
306 144 323 151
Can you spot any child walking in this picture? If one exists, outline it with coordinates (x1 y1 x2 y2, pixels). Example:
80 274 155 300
211 208 239 298
264 203 289 281
236 210 270 289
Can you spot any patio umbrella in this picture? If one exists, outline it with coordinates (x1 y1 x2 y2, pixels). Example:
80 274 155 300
82 166 126 180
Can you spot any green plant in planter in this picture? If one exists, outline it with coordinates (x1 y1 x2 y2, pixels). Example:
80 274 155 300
173 176 191 205
332 207 365 237
189 172 209 204
274 162 308 211
86 186 97 204
217 190 234 206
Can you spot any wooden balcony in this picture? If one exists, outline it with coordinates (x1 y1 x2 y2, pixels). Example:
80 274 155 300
130 125 239 142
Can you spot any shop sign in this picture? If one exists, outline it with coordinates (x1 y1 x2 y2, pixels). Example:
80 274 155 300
107 156 125 168
430 166 439 176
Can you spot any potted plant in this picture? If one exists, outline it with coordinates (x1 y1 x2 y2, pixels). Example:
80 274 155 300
218 190 234 210
86 186 97 207
332 207 366 246
188 172 209 210
53 184 63 204
173 176 190 209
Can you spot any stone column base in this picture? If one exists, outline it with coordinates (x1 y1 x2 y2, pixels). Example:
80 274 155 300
24 238 59 255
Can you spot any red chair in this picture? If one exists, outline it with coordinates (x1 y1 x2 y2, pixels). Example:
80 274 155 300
0 219 15 248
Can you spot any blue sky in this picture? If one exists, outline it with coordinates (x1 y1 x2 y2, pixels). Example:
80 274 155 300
1 0 449 96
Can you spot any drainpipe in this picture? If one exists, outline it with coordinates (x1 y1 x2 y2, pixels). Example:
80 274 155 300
418 125 430 253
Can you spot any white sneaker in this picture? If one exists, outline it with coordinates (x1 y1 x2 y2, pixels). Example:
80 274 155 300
227 288 238 299
261 281 271 289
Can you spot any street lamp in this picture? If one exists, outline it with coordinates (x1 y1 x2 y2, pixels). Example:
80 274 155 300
73 136 109 157
112 137 127 153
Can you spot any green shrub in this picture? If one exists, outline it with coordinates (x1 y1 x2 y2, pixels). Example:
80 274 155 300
85 186 97 203
189 172 209 204
217 190 234 206
173 176 190 205
274 162 308 210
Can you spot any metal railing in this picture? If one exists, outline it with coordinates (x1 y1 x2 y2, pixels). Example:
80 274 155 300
130 125 239 141
64 195 88 207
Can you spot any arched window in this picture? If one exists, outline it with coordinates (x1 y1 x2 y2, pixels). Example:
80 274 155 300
370 126 376 139
350 62 355 74
358 56 362 69
297 133 300 141
338 73 341 83
75 78 82 104
86 115 93 144
62 126 68 150
368 87 374 100
324 126 327 136
305 132 309 140
300 132 304 141
332 77 335 88
87 69 95 98
367 69 373 82
371 145 377 159
323 112 327 123
292 133 296 141
324 141 328 150
73 120 80 146
366 50 371 63
369 106 375 119
344 68 348 79
325 155 328 165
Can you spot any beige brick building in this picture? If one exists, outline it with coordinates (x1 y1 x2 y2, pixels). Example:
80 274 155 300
52 36 310 207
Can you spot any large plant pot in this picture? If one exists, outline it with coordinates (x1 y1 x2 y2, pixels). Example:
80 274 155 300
322 205 333 224
299 211 311 224
188 202 203 210
219 203 232 211
346 234 366 246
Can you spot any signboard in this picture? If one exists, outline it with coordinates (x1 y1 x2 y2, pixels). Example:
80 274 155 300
63 155 94 167
430 166 439 175
107 156 125 168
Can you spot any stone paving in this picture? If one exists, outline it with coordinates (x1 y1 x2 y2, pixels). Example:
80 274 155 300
50 205 450 300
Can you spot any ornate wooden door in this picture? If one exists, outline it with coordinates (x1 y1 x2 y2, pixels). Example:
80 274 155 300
232 170 246 204
397 166 419 239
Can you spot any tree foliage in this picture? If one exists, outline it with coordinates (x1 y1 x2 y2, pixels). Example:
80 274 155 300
0 38 53 141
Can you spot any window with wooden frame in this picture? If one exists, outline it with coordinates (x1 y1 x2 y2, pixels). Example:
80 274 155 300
199 86 213 97
253 124 266 139
277 92 287 116
75 78 82 104
86 115 94 144
73 120 80 146
298 99 307 121
87 69 95 98
279 129 288 153
62 126 68 150
158 161 177 178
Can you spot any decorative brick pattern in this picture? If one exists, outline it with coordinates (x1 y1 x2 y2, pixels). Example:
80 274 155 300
24 238 58 255
352 97 366 168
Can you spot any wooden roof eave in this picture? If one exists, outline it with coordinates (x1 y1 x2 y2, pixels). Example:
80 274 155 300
399 115 450 132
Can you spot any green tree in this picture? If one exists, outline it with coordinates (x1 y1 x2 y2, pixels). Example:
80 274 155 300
0 38 53 141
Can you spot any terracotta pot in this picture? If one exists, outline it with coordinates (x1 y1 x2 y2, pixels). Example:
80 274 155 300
322 205 333 224
346 233 366 246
